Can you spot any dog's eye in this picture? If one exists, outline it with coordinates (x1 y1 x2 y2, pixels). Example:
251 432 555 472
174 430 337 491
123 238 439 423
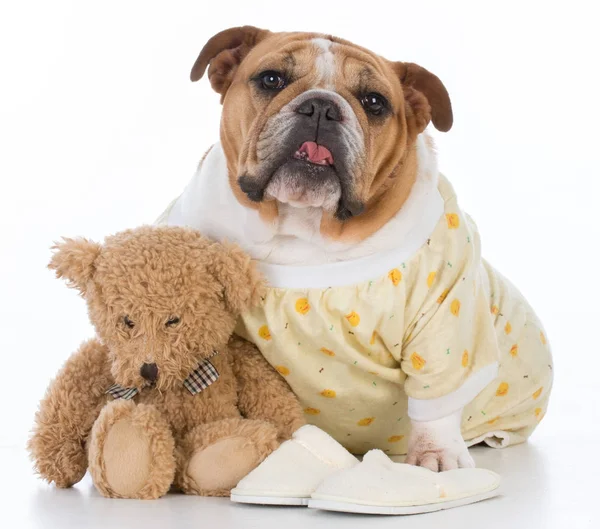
166 316 180 327
360 93 387 115
123 316 135 329
259 71 287 91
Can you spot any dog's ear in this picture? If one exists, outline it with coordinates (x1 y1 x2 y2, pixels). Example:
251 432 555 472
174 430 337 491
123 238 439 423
208 241 266 314
48 237 102 295
392 62 453 133
190 26 270 97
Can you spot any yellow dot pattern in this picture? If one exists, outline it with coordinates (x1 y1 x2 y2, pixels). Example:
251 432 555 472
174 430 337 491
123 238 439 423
320 347 335 357
258 325 271 341
446 213 460 229
427 271 437 288
437 289 450 304
304 407 320 415
276 366 290 376
357 417 375 426
410 352 426 371
450 299 461 316
295 298 310 315
345 311 360 327
388 268 402 286
496 382 509 397
462 350 469 368
370 331 377 345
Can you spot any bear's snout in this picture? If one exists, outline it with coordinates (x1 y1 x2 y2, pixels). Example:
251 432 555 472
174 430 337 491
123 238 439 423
140 363 158 382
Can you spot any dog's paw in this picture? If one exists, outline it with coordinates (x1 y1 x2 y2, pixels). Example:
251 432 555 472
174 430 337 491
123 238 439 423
405 411 474 472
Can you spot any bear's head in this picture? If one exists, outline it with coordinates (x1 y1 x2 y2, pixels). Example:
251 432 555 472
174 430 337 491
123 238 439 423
49 226 265 391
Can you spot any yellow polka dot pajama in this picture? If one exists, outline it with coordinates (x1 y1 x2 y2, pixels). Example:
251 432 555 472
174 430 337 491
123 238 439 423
236 176 553 455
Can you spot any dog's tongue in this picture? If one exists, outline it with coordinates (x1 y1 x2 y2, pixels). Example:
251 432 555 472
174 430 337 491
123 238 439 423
297 141 334 165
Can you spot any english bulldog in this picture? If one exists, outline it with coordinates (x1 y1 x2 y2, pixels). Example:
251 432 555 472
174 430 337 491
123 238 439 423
159 26 553 471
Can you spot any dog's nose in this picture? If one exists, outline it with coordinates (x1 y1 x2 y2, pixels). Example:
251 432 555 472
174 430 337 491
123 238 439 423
140 363 158 382
295 98 342 122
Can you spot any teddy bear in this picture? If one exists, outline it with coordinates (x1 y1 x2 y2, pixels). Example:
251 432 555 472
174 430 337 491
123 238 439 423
28 225 305 499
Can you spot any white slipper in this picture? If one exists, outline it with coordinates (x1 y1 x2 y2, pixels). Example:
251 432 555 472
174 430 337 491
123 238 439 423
230 425 358 506
308 449 501 515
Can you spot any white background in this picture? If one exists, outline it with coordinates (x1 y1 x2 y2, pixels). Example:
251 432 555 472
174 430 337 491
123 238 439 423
1 0 599 465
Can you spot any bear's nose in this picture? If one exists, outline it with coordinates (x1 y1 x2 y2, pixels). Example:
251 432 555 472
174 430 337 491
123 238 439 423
140 363 158 382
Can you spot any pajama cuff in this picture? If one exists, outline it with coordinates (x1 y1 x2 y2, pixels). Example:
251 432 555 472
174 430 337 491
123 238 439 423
407 362 499 422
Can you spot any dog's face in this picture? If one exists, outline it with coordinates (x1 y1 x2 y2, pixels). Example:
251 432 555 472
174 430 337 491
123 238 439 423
191 27 452 232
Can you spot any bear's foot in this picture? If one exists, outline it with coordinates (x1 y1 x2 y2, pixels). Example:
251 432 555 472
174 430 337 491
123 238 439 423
176 418 279 496
89 400 175 499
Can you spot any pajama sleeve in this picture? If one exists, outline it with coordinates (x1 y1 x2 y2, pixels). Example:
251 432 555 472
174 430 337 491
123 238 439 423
399 218 500 422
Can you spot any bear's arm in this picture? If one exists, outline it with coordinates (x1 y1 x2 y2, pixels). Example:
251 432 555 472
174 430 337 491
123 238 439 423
28 338 113 488
229 336 305 441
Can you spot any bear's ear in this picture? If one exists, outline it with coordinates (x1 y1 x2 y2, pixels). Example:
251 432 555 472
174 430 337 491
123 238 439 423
209 241 266 314
48 237 102 295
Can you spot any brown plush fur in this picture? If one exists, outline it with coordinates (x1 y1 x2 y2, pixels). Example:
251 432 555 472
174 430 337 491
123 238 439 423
28 226 305 499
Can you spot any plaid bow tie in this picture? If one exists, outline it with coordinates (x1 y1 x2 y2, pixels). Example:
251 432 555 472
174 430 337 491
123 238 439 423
106 352 219 400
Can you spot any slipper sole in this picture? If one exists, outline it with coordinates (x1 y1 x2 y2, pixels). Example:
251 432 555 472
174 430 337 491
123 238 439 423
308 488 500 515
231 493 309 506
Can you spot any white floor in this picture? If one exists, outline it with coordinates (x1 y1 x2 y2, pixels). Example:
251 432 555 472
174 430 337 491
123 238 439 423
3 432 598 529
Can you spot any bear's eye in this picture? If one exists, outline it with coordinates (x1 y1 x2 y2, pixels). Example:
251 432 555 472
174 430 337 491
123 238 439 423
166 316 180 327
123 316 135 328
